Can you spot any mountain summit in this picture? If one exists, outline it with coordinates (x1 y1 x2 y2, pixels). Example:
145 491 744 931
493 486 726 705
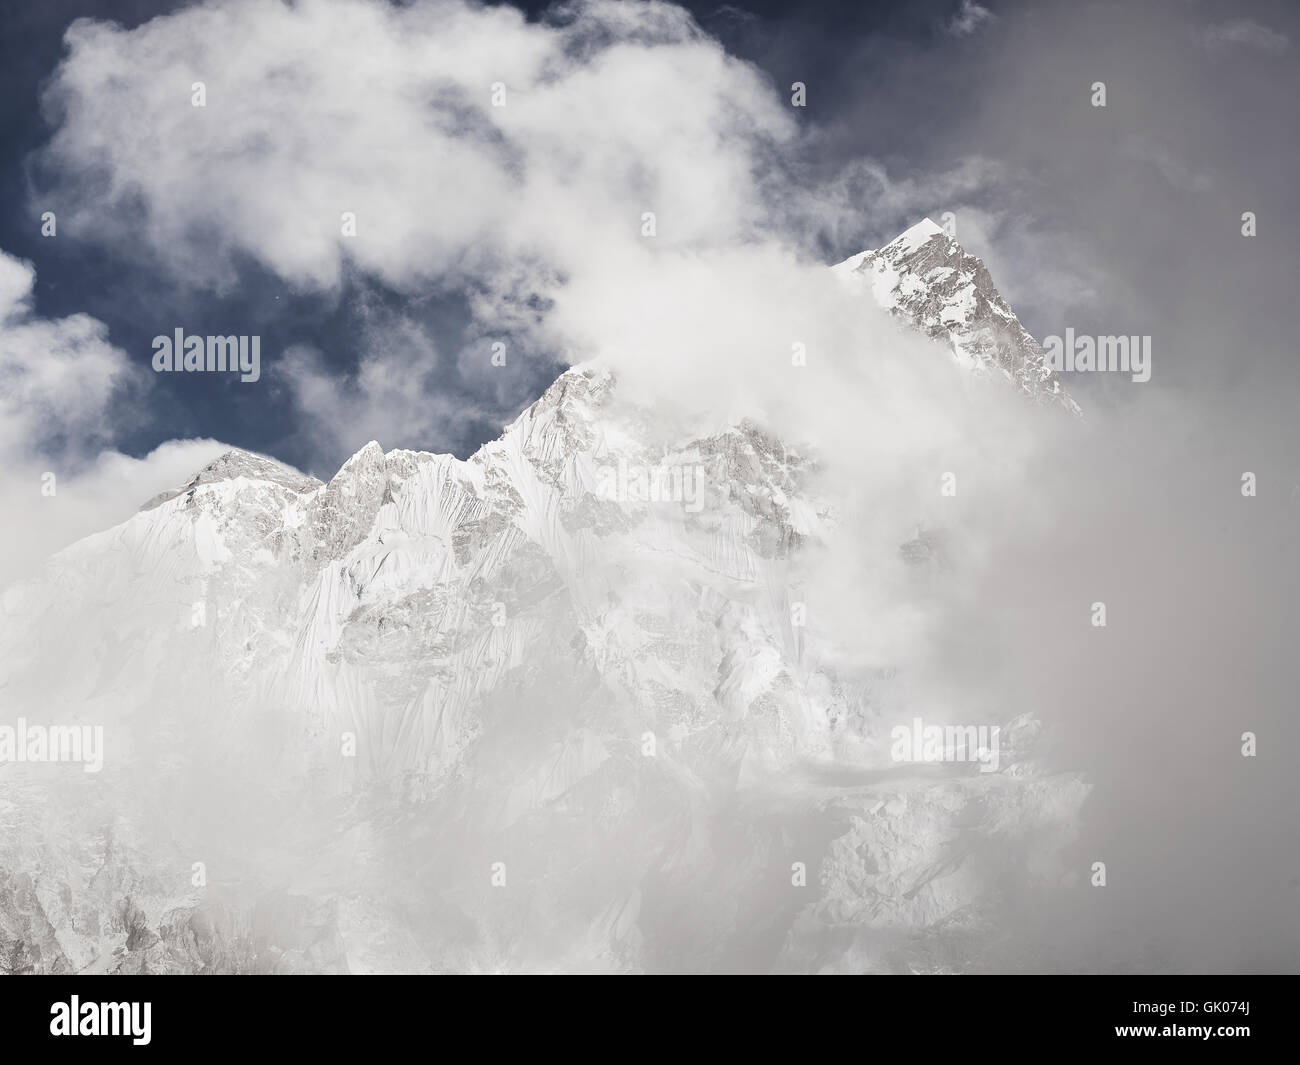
140 448 321 511
835 219 1081 416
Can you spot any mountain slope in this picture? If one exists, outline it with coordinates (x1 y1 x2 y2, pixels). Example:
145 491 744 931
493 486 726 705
0 223 1086 974
835 218 1081 416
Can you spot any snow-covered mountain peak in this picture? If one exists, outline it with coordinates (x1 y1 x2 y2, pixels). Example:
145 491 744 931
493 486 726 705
888 216 947 253
143 214 1076 520
334 440 385 475
0 223 1090 975
140 446 320 511
834 221 1081 416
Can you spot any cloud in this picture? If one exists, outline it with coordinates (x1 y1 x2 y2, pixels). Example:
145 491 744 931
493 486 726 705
1118 134 1214 193
776 154 1012 254
0 249 231 584
947 1 995 37
1199 18 1289 54
280 321 483 465
932 205 1099 319
0 437 234 589
36 0 792 296
0 250 137 456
